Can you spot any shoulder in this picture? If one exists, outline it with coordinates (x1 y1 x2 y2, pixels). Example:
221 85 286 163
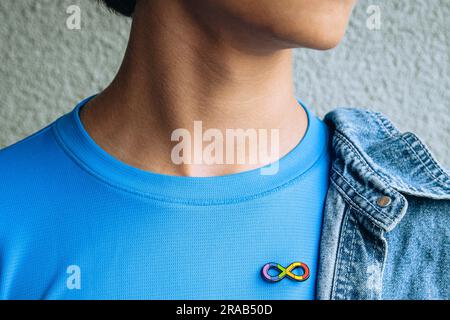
0 123 62 203
324 107 450 199
0 123 55 171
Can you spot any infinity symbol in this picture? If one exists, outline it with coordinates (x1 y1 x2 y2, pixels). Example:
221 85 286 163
261 262 310 282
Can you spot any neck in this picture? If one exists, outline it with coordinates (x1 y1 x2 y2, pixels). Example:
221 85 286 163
81 0 307 177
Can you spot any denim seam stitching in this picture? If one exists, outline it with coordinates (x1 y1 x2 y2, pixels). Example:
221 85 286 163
330 176 390 231
370 223 379 300
335 132 414 192
343 212 357 300
375 225 387 300
334 131 397 192
334 132 407 223
371 111 396 138
371 112 430 192
333 168 393 223
373 112 400 138
370 112 423 191
327 200 350 300
400 133 450 187
331 207 350 299
337 169 394 222
374 112 449 189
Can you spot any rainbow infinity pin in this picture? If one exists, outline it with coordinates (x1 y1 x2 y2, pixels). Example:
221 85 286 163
261 262 310 282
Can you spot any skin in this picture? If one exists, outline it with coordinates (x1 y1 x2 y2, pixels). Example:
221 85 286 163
81 0 357 177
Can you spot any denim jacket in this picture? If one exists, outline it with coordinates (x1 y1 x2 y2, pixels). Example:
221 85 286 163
318 108 450 300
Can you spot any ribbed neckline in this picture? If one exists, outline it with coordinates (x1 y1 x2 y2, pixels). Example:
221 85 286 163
53 96 328 205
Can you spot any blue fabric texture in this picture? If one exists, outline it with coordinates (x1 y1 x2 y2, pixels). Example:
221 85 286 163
0 98 330 299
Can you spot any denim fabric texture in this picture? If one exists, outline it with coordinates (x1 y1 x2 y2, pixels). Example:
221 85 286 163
317 108 450 300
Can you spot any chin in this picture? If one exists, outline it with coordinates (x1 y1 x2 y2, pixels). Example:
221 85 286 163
257 3 355 51
269 26 348 51
272 17 351 51
302 29 348 51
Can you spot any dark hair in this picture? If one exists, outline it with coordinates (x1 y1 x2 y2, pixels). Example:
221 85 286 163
100 0 136 17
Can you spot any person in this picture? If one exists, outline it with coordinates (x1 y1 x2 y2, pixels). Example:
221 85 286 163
0 0 448 300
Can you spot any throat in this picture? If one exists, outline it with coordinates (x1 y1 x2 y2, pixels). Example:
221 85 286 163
79 93 308 177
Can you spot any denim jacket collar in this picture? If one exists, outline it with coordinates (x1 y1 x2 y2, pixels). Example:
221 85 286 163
324 108 450 232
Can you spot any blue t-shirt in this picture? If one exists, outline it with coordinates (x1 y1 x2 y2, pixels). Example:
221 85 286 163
0 97 330 300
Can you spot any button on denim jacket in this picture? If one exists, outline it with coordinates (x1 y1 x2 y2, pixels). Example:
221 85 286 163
317 108 450 300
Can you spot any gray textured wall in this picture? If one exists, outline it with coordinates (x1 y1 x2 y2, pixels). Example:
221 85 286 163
0 0 449 166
